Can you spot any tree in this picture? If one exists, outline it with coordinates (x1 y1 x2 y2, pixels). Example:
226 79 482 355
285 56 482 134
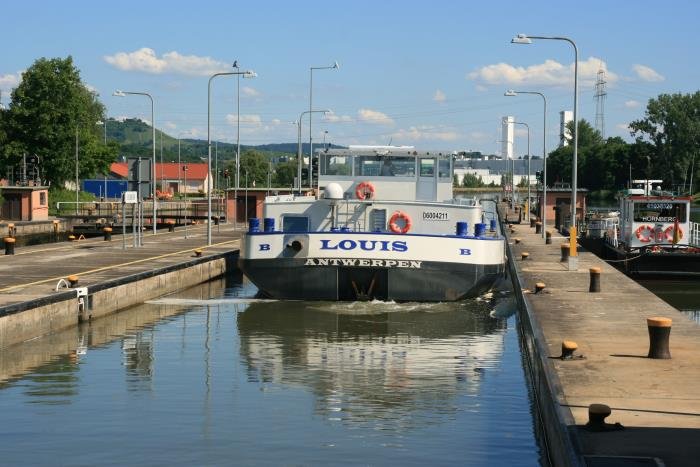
1 56 117 186
630 92 700 192
273 160 297 187
227 149 269 187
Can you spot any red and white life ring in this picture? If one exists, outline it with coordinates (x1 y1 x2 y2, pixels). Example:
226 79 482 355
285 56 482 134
635 225 653 243
664 225 684 242
389 211 412 234
355 181 375 200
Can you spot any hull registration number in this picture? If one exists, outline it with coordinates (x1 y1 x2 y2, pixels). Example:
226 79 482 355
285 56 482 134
422 211 450 221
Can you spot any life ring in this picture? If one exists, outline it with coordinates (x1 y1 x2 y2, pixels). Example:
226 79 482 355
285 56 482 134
355 181 375 200
664 225 684 241
389 211 412 234
635 225 653 243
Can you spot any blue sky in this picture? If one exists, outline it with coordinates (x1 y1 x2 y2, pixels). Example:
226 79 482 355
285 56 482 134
1 0 697 156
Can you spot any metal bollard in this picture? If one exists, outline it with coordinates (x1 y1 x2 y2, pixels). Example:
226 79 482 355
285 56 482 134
561 341 578 359
67 275 79 288
7 223 16 238
545 230 552 244
194 249 203 257
514 238 521 244
647 317 672 359
589 267 601 292
68 234 76 242
4 237 16 255
535 221 542 234
213 216 220 226
534 282 546 293
587 404 611 428
167 221 175 232
521 252 529 260
530 217 536 228
103 227 112 241
560 243 570 262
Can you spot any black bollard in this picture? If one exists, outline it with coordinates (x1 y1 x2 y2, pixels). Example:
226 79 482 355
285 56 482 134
545 230 552 244
103 227 112 241
647 317 672 359
530 217 536 228
589 267 601 293
4 237 15 255
167 221 175 232
560 243 570 262
535 221 542 234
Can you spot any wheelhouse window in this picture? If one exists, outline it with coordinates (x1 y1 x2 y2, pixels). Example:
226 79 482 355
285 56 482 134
633 202 686 223
419 158 435 177
438 158 451 179
354 155 416 177
282 216 309 233
321 154 352 176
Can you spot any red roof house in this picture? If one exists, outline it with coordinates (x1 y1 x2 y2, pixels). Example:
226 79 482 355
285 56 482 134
110 162 211 194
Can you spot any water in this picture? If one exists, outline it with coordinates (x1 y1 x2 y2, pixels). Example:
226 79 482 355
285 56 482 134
0 275 545 466
637 277 700 325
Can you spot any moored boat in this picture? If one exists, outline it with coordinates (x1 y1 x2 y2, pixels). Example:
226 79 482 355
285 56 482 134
598 180 700 276
238 146 506 301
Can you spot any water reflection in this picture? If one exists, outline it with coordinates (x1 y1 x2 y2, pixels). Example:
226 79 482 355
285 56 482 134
237 299 508 428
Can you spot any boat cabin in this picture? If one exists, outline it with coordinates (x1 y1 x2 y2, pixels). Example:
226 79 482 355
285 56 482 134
318 146 454 202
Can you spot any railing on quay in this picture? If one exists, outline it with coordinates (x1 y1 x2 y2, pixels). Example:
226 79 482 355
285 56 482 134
54 198 227 222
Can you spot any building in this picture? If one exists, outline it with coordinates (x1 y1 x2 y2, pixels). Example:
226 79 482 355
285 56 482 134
453 159 543 187
0 185 49 221
108 162 212 195
559 110 573 147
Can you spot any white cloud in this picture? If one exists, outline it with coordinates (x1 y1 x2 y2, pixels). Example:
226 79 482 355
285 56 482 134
241 86 260 97
84 83 99 94
468 131 490 142
271 118 282 125
616 123 631 132
624 100 641 109
358 108 394 126
514 128 529 137
325 111 352 123
0 71 22 92
632 64 664 82
433 89 446 103
104 47 230 76
468 57 618 88
164 121 177 130
391 126 460 142
225 114 262 126
475 84 488 92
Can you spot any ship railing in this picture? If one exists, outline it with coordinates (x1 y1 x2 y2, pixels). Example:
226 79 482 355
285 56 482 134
690 222 700 247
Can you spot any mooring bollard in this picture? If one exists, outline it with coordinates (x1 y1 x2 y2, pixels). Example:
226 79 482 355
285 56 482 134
4 237 16 255
589 267 601 293
7 223 16 238
561 340 578 359
514 238 521 245
647 317 672 359
194 249 203 258
167 221 175 232
213 216 220 226
67 275 79 288
535 282 546 293
587 404 611 428
521 252 529 260
560 243 570 262
535 221 542 234
545 230 552 244
68 234 76 242
530 217 536 228
103 227 112 241
53 219 60 235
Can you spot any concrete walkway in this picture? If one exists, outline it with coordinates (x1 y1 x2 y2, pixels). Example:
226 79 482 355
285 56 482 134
508 221 700 466
0 224 241 308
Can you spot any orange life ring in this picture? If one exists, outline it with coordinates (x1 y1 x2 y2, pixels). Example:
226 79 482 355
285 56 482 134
664 225 684 241
635 225 653 243
355 181 375 200
389 211 412 234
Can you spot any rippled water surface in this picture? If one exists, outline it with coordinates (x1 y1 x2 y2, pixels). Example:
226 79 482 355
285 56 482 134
0 275 544 466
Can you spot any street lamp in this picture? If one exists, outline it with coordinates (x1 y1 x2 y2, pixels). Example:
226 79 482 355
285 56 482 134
207 67 256 245
511 33 578 231
297 109 331 194
233 61 258 193
177 131 188 197
309 61 339 188
505 90 548 238
96 120 108 199
75 128 79 214
113 89 157 234
512 121 531 221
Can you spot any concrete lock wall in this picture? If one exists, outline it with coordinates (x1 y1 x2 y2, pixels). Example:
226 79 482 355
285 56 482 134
0 252 235 349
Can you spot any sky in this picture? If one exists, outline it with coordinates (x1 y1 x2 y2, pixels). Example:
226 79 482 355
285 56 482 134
1 0 698 157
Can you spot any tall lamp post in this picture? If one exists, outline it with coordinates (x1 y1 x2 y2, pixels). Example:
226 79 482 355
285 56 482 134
96 120 108 199
512 121 531 220
297 109 330 194
505 90 548 238
177 131 187 196
207 67 256 245
512 33 578 231
113 90 157 234
309 61 339 188
75 128 79 214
